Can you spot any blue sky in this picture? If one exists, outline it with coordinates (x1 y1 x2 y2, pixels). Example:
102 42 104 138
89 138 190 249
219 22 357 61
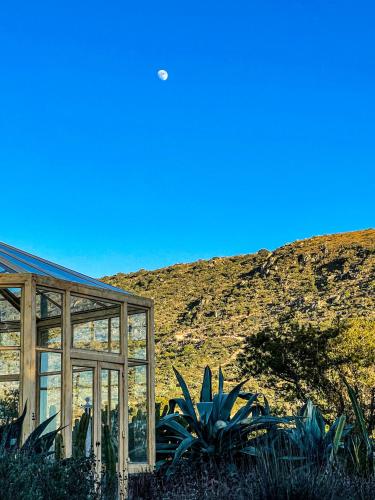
0 1 374 277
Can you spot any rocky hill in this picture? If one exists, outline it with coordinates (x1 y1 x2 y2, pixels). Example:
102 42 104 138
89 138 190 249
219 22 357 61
102 229 375 403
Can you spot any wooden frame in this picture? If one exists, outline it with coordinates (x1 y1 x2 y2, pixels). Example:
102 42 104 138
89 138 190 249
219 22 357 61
0 272 155 477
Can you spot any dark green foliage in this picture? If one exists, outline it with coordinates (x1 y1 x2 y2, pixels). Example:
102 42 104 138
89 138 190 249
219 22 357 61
344 380 374 475
0 453 98 500
72 411 91 458
128 458 375 500
0 404 61 456
156 366 292 472
238 320 375 420
0 407 118 499
281 400 352 465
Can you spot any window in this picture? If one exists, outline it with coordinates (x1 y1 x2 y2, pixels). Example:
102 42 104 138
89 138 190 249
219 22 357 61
0 287 21 424
71 295 120 352
72 366 94 457
128 364 148 463
127 304 149 463
36 288 63 349
128 307 148 360
38 352 62 433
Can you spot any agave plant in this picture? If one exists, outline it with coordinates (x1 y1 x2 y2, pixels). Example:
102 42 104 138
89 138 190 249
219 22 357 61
281 399 351 465
0 403 61 456
156 366 292 472
344 380 374 475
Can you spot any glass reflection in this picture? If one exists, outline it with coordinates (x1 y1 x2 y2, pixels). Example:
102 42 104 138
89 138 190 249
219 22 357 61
0 288 21 423
40 352 61 373
0 381 19 424
128 311 147 360
39 374 61 432
0 351 20 376
37 288 63 349
71 295 120 352
101 369 120 473
72 367 94 457
128 365 147 462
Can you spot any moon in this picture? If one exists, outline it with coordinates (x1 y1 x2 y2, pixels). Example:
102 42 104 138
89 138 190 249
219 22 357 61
157 69 169 81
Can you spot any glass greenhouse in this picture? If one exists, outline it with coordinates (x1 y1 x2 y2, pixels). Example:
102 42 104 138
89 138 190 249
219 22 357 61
0 242 155 475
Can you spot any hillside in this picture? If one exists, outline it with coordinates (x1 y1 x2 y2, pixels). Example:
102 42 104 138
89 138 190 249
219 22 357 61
102 229 375 403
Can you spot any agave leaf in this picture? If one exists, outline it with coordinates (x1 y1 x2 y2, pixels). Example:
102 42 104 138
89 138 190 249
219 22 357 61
227 394 258 429
32 428 61 454
218 367 224 395
2 404 27 450
159 418 192 439
200 366 212 403
240 446 259 456
161 404 169 418
238 391 256 401
212 393 226 422
155 459 168 470
220 380 248 421
344 380 372 453
156 413 180 428
22 413 58 451
330 414 346 460
196 402 213 425
240 415 293 427
172 435 198 464
170 398 195 419
173 367 197 423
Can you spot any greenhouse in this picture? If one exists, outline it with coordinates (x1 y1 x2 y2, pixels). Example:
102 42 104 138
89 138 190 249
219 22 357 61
0 241 155 476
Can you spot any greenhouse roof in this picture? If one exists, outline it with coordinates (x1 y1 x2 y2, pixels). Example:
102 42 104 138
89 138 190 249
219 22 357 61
0 241 127 294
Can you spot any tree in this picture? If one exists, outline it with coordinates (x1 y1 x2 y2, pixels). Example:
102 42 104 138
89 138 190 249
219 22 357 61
238 319 375 425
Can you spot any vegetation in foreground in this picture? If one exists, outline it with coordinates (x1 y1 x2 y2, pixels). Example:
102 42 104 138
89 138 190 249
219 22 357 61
135 365 375 499
129 459 375 500
0 405 115 499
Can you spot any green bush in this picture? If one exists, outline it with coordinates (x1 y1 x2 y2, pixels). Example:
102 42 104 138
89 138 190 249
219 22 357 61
0 453 98 500
0 405 116 499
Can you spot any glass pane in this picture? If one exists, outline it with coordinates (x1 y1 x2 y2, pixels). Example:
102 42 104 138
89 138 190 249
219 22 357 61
73 320 109 351
40 352 61 373
0 288 21 348
0 380 19 424
0 243 125 292
0 350 20 375
110 317 120 353
101 369 120 474
0 328 20 347
39 374 61 432
72 367 94 457
36 290 62 318
128 365 147 462
128 311 147 360
37 288 63 349
0 263 12 273
0 288 21 322
71 295 120 353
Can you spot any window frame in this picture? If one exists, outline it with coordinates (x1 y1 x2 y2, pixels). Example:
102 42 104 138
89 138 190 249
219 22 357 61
0 285 23 422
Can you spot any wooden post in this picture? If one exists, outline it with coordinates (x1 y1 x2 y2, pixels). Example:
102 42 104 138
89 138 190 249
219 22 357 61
122 300 129 495
21 276 37 442
62 289 72 457
148 305 156 469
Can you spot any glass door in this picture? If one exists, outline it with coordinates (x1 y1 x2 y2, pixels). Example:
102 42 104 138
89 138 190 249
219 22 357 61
71 360 123 477
100 364 121 477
